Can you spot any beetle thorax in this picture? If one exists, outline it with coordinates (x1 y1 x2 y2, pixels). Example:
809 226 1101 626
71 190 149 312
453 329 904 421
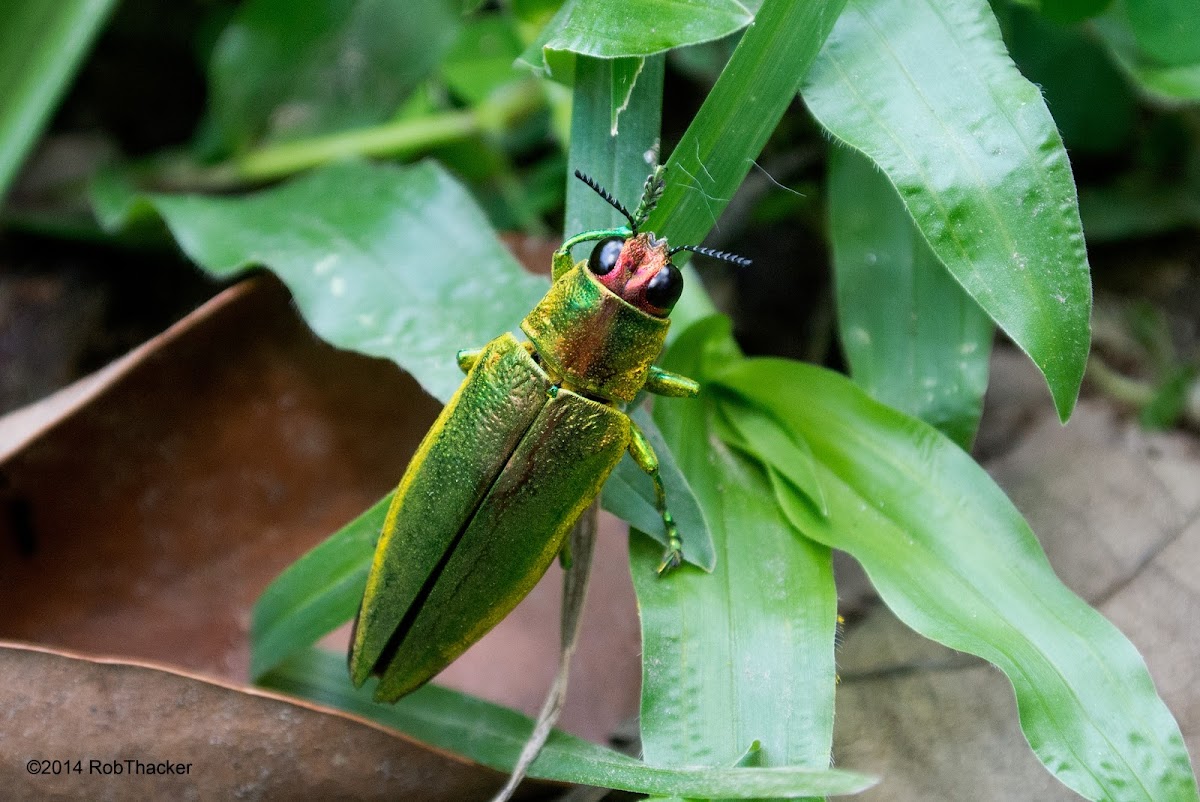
520 263 670 404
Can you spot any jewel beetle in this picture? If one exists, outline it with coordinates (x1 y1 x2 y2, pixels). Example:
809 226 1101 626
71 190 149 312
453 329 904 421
349 169 751 702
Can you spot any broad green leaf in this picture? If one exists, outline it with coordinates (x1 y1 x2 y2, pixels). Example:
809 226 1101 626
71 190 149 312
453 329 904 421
633 317 842 785
262 649 875 798
803 0 1092 422
828 146 993 449
207 0 459 152
0 0 116 203
1092 9 1200 103
714 359 1199 802
146 159 548 404
251 493 390 680
642 0 848 333
520 0 752 70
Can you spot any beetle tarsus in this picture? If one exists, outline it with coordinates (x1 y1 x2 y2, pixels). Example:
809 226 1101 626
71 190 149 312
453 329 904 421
656 542 683 575
655 488 684 576
456 347 485 374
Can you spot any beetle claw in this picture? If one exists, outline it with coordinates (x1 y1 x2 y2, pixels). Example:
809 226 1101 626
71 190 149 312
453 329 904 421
656 548 683 575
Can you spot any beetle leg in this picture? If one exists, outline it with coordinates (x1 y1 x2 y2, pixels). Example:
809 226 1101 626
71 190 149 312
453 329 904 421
551 248 575 281
455 348 485 374
628 420 683 574
552 227 634 281
645 366 700 398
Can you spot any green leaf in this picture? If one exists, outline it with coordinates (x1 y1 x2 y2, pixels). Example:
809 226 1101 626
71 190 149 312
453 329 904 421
633 317 842 782
144 159 548 405
827 146 994 450
251 493 389 680
714 359 1200 802
520 0 752 70
712 401 827 516
1092 8 1200 103
207 0 460 152
262 648 875 798
0 0 116 202
803 0 1092 422
607 57 647 136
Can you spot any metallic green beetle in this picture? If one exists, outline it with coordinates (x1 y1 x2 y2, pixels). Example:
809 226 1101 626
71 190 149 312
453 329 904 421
349 169 750 702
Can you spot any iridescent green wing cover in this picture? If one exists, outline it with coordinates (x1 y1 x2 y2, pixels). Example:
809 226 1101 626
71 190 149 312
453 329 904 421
349 333 546 687
350 333 631 701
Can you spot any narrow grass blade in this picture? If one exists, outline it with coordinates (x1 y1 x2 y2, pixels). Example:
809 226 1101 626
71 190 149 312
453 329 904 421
250 493 388 680
262 648 876 797
642 0 847 330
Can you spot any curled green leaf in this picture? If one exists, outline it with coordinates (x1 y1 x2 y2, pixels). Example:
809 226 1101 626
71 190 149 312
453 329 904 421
715 359 1198 801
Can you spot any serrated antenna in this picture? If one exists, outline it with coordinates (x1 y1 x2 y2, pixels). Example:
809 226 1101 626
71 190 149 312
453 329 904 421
573 170 636 230
668 244 752 267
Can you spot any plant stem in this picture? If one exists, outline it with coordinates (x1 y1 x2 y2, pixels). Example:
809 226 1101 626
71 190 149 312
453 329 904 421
232 111 479 183
162 80 547 190
1085 354 1156 407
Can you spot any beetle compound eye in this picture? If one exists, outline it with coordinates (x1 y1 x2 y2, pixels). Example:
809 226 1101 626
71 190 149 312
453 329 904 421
645 262 683 312
588 237 625 275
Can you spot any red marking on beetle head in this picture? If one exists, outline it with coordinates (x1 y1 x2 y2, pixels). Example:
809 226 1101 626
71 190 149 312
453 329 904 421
594 232 673 315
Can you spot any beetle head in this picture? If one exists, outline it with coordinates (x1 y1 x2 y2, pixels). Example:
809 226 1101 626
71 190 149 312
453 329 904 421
586 232 682 317
571 168 751 318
